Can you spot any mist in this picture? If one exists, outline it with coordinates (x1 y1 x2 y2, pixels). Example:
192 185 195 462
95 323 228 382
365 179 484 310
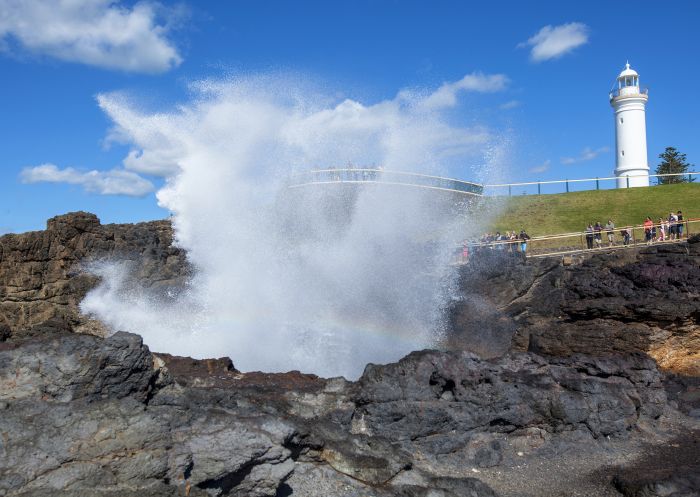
81 74 507 378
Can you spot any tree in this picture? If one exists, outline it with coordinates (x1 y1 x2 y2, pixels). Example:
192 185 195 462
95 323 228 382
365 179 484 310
655 147 695 184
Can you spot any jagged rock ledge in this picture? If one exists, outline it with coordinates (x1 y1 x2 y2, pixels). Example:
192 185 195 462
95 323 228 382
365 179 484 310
1 329 697 496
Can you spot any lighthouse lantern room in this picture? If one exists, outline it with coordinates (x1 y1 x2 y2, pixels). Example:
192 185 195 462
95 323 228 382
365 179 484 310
610 62 650 188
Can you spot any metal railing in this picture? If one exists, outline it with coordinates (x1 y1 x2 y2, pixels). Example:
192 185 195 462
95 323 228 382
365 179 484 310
483 171 699 197
609 86 649 99
287 168 484 196
288 168 697 198
456 218 699 262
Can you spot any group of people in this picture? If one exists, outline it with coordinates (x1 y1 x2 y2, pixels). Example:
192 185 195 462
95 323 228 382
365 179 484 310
642 210 685 244
584 210 686 249
584 220 618 249
459 230 531 262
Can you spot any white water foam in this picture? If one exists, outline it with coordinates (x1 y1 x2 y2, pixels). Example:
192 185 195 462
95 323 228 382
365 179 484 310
81 74 507 378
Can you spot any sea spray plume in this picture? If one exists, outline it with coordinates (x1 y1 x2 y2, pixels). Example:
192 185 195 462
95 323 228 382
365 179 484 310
81 74 506 378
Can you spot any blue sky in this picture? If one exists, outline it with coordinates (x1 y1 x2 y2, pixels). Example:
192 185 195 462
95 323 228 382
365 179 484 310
1 0 698 233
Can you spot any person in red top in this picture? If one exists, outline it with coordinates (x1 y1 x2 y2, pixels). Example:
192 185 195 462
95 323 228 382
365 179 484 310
643 217 654 245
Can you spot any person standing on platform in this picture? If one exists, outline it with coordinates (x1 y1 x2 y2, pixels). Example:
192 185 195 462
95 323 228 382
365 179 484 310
585 223 594 249
519 230 531 256
605 219 615 246
677 210 684 239
669 212 678 240
644 217 654 244
658 218 666 241
620 228 631 246
594 222 603 248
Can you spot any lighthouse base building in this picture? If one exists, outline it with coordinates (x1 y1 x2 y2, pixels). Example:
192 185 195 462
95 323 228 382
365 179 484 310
610 63 650 188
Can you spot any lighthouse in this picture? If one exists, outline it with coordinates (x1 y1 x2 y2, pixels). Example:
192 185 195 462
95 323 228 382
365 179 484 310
610 62 650 188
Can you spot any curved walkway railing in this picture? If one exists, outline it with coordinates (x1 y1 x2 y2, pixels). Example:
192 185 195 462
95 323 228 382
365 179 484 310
287 168 483 196
457 218 700 262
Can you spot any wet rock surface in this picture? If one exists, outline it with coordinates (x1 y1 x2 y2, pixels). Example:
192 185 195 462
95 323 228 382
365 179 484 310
1 214 699 496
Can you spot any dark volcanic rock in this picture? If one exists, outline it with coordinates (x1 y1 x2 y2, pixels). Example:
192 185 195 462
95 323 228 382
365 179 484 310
2 213 700 496
353 350 665 443
0 211 189 337
0 323 10 341
451 241 700 376
0 331 155 403
3 328 692 496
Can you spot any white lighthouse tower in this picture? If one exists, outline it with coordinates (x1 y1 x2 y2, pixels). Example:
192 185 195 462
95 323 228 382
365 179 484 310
610 62 650 188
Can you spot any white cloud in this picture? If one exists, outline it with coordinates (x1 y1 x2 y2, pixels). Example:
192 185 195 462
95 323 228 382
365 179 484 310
519 23 589 62
96 72 506 180
0 0 183 73
20 164 154 196
24 72 504 197
529 159 550 174
402 72 509 110
561 146 609 165
499 100 521 110
98 93 185 177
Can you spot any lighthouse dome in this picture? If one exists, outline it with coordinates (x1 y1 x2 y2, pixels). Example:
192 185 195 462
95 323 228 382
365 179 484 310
618 62 638 79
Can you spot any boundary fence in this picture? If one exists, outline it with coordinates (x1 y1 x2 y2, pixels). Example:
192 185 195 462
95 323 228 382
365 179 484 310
483 171 699 197
457 218 700 262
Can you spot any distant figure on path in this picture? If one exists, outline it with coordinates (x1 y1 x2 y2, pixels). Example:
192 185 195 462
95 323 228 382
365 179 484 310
658 218 666 241
669 212 678 240
585 223 594 249
605 219 615 246
620 228 631 246
509 231 517 253
519 229 531 255
677 210 684 239
594 222 603 248
644 217 654 244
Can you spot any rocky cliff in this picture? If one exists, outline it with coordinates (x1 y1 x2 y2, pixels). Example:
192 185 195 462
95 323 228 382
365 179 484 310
0 212 188 336
0 213 698 496
451 239 700 377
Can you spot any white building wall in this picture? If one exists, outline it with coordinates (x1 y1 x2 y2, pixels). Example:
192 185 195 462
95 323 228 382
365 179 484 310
613 96 649 188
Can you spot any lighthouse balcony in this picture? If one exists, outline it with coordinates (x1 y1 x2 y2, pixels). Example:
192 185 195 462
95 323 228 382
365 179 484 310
609 86 648 100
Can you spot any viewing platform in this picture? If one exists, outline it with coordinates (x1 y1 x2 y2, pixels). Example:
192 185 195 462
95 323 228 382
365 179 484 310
287 168 484 196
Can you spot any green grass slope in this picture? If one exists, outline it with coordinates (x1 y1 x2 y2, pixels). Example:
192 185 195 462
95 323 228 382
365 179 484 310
489 182 700 237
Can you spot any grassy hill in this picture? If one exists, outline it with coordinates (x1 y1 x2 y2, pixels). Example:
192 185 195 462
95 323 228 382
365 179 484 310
487 182 700 237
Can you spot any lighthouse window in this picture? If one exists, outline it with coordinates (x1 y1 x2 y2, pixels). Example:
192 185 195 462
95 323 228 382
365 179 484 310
620 117 623 124
621 150 625 156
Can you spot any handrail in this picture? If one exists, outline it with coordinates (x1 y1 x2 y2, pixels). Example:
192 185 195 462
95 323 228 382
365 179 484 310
483 171 699 189
288 168 698 197
609 86 649 98
458 218 699 260
288 179 483 196
288 168 483 195
291 168 482 188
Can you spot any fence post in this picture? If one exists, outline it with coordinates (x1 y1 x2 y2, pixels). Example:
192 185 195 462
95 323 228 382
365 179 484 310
626 176 630 189
508 185 512 197
566 180 569 193
538 182 541 195
596 177 599 190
